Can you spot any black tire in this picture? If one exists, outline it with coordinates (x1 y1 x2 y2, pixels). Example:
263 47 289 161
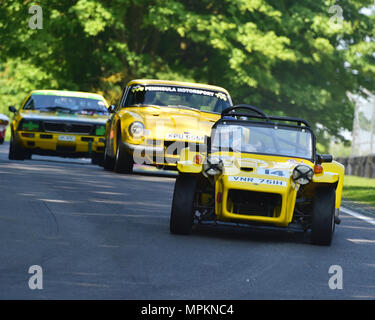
170 175 197 235
114 131 133 174
103 142 115 171
8 132 28 160
310 187 336 246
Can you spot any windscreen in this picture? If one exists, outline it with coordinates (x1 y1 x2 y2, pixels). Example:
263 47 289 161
23 94 109 116
211 122 313 160
124 85 231 113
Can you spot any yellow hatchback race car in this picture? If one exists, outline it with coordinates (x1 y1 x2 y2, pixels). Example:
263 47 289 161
103 79 232 173
170 105 345 246
8 90 110 163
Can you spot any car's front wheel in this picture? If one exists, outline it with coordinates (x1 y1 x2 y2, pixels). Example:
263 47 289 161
310 187 336 246
170 174 197 235
114 132 134 174
8 132 29 160
103 141 115 171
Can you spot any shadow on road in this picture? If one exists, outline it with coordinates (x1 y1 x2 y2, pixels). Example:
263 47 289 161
190 223 311 246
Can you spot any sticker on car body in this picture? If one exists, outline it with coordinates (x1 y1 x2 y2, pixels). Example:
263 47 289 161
257 168 290 177
228 176 287 187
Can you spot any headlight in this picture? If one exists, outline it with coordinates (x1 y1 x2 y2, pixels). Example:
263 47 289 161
128 121 144 138
292 164 313 185
203 155 223 176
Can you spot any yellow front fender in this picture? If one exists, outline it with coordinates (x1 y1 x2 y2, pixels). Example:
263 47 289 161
313 161 345 210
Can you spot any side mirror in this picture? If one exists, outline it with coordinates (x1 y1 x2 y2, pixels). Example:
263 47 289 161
108 105 116 113
9 106 17 113
317 154 333 164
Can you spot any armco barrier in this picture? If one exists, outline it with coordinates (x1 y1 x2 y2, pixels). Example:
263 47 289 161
335 156 375 178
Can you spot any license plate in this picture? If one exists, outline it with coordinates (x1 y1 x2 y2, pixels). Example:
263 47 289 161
165 133 204 143
228 176 287 187
58 135 75 142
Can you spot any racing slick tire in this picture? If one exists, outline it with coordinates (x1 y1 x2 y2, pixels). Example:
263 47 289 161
8 132 29 160
114 132 134 174
170 174 197 235
103 144 115 171
310 186 336 246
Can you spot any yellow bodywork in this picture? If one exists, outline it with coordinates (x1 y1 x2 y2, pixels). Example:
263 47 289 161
11 90 109 156
178 150 345 227
106 79 232 167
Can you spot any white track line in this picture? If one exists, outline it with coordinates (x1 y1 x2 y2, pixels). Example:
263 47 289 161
341 207 375 226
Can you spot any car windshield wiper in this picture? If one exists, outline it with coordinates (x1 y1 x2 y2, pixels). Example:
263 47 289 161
41 106 74 113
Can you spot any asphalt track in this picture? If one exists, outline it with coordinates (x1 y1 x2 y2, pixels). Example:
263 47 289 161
0 142 374 299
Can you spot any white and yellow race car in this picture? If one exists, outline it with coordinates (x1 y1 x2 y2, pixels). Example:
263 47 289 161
170 105 345 245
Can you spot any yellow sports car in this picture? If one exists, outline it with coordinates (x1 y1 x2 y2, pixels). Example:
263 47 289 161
170 105 345 245
103 79 232 173
8 90 110 163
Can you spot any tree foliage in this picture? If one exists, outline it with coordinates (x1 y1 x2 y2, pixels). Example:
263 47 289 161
1 0 374 144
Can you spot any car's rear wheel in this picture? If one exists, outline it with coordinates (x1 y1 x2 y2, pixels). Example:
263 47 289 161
310 187 336 246
114 130 133 174
170 174 197 235
8 132 29 160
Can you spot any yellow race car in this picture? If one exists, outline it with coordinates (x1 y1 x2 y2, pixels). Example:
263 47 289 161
103 79 232 173
170 105 345 246
8 90 110 163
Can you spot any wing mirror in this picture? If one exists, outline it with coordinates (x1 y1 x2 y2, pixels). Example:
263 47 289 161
9 106 17 113
316 154 333 164
108 105 116 113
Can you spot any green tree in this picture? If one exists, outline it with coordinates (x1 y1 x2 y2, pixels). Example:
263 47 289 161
0 0 374 144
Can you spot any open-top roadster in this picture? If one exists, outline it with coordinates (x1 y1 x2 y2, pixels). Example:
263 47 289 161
170 105 345 245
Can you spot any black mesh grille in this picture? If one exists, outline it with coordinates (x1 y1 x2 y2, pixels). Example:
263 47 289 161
227 190 282 217
43 122 93 134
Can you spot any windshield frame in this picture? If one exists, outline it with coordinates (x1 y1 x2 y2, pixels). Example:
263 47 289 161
210 118 316 163
121 84 233 115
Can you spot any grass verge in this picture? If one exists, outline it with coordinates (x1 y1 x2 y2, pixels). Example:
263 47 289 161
343 175 375 207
